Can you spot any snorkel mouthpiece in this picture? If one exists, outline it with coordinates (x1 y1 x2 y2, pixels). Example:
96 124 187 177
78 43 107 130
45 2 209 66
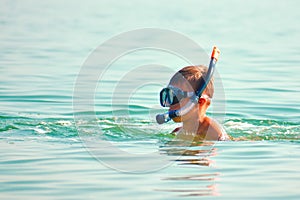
156 46 220 124
156 110 178 124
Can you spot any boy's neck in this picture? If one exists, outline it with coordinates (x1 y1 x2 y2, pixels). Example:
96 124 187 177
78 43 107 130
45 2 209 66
182 112 207 133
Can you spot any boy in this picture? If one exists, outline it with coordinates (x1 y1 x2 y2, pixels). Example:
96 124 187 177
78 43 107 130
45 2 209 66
160 65 229 141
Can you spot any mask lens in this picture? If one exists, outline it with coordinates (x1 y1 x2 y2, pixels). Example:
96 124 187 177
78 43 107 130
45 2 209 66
160 87 180 107
160 88 170 107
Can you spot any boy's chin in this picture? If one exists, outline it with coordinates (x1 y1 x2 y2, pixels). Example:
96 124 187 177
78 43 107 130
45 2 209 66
172 117 182 123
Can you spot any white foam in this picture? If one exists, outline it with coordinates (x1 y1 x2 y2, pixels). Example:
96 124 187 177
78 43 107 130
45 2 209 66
34 128 49 134
56 120 72 126
225 121 255 129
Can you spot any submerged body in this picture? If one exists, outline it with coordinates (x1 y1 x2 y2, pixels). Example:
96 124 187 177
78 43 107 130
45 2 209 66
171 117 230 141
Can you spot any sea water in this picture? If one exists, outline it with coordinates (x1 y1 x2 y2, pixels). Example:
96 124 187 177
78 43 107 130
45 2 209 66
0 0 300 199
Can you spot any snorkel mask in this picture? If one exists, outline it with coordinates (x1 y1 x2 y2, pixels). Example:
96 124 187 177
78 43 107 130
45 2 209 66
159 85 195 107
156 46 220 124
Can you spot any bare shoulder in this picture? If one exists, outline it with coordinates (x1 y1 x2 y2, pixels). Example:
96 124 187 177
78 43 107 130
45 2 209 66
205 117 230 141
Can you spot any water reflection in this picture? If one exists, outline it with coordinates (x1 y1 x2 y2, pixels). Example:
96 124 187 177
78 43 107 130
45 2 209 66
158 138 219 197
156 182 219 197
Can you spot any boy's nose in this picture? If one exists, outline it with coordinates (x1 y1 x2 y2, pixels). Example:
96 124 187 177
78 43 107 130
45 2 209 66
169 103 180 111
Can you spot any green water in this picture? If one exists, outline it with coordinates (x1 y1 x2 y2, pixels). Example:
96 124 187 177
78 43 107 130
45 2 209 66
1 0 300 199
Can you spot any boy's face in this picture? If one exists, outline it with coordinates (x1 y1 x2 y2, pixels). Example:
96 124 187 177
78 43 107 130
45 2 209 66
168 80 199 123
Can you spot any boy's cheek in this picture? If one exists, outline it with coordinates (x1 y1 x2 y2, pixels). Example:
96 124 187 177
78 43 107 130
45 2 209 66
172 116 182 123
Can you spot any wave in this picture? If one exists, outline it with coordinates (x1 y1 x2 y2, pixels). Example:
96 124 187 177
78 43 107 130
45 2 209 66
0 114 299 142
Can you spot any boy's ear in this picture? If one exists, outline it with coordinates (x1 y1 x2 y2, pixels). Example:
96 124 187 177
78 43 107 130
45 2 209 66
198 97 211 106
198 97 206 105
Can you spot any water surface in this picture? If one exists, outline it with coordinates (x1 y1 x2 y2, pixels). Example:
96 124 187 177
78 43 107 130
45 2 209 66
1 0 300 199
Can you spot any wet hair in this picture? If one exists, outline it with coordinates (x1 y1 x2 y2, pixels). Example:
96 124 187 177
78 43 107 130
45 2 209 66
170 65 214 98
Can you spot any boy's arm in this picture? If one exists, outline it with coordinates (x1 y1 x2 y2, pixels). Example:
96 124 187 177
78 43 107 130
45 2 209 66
171 127 182 135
